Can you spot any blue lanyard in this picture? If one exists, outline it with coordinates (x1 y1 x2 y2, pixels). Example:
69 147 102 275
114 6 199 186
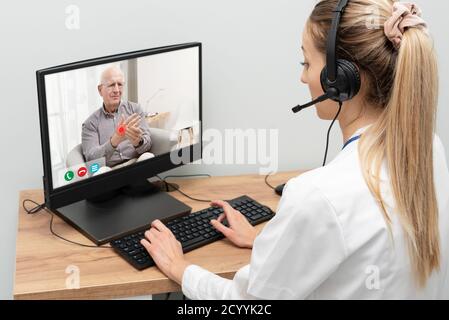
342 135 361 150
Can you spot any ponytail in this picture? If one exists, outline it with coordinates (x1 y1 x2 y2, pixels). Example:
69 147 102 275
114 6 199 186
359 27 440 286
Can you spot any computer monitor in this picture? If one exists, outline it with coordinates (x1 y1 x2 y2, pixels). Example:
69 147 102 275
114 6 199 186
36 43 202 244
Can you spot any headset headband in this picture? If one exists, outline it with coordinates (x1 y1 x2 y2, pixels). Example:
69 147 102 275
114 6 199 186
326 0 350 82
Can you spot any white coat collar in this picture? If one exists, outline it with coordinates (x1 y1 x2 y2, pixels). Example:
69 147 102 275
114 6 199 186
329 124 373 164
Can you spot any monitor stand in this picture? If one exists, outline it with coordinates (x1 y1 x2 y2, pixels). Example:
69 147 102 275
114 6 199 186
53 180 192 245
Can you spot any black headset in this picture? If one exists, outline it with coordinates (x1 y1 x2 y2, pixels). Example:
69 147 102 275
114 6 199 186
292 0 361 113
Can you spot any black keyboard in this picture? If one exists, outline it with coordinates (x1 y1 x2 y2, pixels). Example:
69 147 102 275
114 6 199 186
110 195 275 270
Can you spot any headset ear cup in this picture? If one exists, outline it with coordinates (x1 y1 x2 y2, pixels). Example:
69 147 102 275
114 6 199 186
320 59 361 102
338 59 361 100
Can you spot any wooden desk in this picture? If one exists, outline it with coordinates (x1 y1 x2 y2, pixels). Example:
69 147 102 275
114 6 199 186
14 171 302 299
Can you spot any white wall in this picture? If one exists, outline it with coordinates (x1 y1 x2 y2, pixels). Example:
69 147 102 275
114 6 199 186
1 0 448 299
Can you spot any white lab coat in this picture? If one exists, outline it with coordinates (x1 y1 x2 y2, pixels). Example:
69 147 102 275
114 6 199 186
181 127 449 299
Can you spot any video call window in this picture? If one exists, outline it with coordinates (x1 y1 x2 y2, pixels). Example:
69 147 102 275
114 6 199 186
44 47 200 189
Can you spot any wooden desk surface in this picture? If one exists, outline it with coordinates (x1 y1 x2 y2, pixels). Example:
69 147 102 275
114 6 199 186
14 171 302 299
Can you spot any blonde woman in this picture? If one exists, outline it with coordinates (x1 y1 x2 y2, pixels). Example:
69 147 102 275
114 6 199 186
141 0 449 299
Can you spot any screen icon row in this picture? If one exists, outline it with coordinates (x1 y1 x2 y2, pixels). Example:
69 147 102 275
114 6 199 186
64 163 100 181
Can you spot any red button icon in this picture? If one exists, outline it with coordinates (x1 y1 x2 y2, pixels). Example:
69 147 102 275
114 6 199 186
77 167 87 177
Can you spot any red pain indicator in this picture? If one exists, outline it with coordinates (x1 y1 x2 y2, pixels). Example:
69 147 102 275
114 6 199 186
117 125 126 136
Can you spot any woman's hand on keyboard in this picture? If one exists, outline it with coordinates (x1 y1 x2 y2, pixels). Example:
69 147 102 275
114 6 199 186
210 200 258 249
140 219 191 285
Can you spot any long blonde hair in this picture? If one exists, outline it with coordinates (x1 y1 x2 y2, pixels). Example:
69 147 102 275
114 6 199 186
308 0 440 287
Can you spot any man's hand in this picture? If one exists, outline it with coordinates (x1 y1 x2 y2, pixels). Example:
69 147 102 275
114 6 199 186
210 200 259 248
110 113 141 148
125 115 144 147
140 220 191 285
110 115 127 148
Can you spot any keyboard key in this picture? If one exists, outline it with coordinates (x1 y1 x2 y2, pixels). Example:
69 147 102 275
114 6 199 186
182 236 205 248
250 214 263 221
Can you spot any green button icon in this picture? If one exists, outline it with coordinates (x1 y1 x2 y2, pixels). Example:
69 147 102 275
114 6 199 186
64 170 74 181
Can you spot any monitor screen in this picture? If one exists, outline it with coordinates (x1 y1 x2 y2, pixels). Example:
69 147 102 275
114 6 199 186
43 46 200 190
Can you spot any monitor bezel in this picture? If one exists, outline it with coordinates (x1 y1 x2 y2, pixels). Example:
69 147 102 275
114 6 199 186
36 42 202 209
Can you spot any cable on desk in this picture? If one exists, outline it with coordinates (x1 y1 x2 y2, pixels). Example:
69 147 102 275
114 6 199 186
23 199 46 214
156 174 212 203
22 199 112 249
264 172 276 190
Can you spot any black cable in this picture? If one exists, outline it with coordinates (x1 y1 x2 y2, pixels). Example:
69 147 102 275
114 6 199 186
165 292 171 300
264 172 276 190
22 199 46 214
322 101 343 166
156 174 212 203
22 199 112 249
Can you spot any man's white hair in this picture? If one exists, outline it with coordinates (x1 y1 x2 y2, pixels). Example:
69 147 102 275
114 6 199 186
99 65 124 85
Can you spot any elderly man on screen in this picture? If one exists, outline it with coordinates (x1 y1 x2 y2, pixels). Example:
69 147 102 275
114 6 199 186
82 66 154 170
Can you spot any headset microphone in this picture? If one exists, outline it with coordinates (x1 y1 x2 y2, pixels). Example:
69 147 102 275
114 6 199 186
292 88 338 113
